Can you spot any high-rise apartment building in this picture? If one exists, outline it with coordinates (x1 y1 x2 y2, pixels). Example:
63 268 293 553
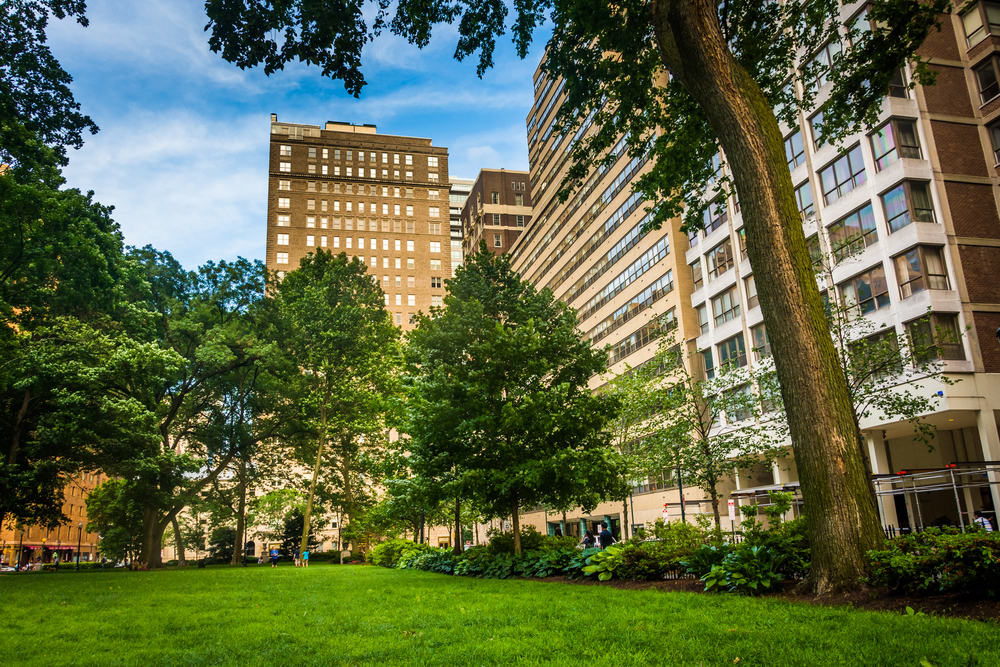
265 115 451 330
506 65 700 539
448 177 474 275
461 168 533 255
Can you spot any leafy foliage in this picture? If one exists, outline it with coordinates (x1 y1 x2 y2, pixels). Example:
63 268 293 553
867 528 1000 597
581 544 625 581
681 545 736 579
702 546 787 596
368 538 420 568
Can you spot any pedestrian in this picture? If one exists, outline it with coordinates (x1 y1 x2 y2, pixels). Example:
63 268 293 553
974 510 994 532
554 527 563 537
581 530 595 549
302 549 310 568
293 548 301 567
269 547 279 568
598 522 615 549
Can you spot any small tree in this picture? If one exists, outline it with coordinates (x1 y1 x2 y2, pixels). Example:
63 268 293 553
404 244 626 554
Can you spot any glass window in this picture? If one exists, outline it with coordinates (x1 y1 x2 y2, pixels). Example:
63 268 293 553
719 334 748 369
707 238 735 279
839 264 891 316
494 234 502 247
990 122 1000 165
751 323 771 361
907 313 965 362
702 349 715 380
745 275 759 310
975 57 1000 104
278 180 290 191
806 41 841 91
894 246 949 298
712 287 741 327
785 130 805 169
828 204 878 262
806 234 824 267
697 304 709 335
280 145 292 156
691 259 703 291
809 111 826 150
795 181 815 219
819 145 867 204
870 119 921 171
703 199 728 234
881 181 935 233
888 69 908 98
737 228 747 260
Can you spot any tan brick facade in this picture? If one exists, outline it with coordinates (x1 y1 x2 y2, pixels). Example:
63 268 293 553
265 117 450 331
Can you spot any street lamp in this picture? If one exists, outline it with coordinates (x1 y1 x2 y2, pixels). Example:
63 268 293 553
17 530 24 571
76 523 83 571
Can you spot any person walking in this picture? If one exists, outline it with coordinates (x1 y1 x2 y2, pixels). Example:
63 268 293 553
269 547 279 568
302 549 310 568
293 548 301 567
598 522 615 549
581 530 595 549
974 510 994 532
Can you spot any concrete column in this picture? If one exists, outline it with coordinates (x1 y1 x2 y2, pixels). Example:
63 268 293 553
866 432 899 529
976 405 1000 513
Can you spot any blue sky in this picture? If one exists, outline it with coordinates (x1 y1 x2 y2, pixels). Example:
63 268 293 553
46 0 546 270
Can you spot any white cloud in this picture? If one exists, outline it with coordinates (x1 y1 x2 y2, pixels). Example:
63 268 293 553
61 111 268 269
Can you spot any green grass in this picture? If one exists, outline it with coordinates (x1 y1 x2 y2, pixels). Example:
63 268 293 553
1 565 997 666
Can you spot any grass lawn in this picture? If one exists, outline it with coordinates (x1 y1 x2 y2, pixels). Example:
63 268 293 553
1 564 998 666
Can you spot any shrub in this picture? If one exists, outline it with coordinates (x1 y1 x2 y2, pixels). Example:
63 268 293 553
867 527 1000 596
407 549 455 574
616 541 688 581
680 544 734 578
486 525 546 554
483 553 522 579
395 542 435 569
701 546 786 595
581 545 626 581
743 516 810 578
369 539 420 568
565 547 601 579
454 547 494 577
518 549 574 578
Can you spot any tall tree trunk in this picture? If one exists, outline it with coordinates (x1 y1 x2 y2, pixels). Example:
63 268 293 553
8 388 30 463
139 507 165 568
300 404 327 557
453 498 462 556
649 1 883 594
510 497 521 554
171 515 186 564
231 459 247 565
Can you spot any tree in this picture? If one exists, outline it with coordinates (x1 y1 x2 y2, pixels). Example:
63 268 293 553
204 0 951 593
273 250 399 560
404 244 625 554
86 479 145 563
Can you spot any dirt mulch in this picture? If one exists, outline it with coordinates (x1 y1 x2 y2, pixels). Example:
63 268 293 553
533 575 1000 622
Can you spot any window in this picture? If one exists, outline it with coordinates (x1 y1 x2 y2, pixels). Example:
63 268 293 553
321 200 328 212
907 313 965 361
427 156 439 168
306 235 314 247
431 295 443 307
975 57 1000 104
516 215 525 227
691 259 704 290
405 154 413 166
407 258 415 269
887 68 908 98
712 287 741 327
321 165 328 175
407 294 416 306
276 252 288 264
751 323 771 361
393 154 400 165
745 275 759 309
308 164 316 174
279 145 292 156
431 277 442 288
277 234 289 245
962 2 1000 48
688 228 700 248
394 204 400 216
870 119 921 171
395 294 402 306
278 180 290 191
346 237 353 249
702 349 715 380
806 41 841 91
840 264 890 316
697 304 709 334
308 147 316 159
429 206 440 217
719 334 748 369
321 216 328 228
406 240 414 252
894 246 949 298
828 204 878 262
492 213 501 225
806 235 823 266
428 173 439 182
819 145 867 204
737 228 747 260
703 199 728 234
306 216 315 228
321 236 327 247
306 199 315 211
785 130 805 169
491 192 500 204
429 241 441 253
346 150 353 161
334 237 340 248
408 313 416 325
406 188 414 198
322 148 328 159
395 313 402 325
882 181 935 233
707 238 735 279
405 171 413 180
277 197 290 209
430 259 442 270
515 193 524 206
406 205 414 217
279 162 291 173
989 122 1000 165
809 111 826 150
795 181 815 219
494 234 502 247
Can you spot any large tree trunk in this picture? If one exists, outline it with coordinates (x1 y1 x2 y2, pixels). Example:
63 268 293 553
231 459 247 565
510 497 521 554
649 1 883 594
453 498 462 556
300 404 327 557
139 506 165 568
171 515 187 564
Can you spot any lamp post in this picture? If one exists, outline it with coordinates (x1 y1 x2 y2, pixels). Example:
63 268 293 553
17 530 24 571
76 523 83 571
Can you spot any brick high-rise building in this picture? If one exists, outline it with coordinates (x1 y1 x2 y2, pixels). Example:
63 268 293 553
461 168 533 255
265 115 451 330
